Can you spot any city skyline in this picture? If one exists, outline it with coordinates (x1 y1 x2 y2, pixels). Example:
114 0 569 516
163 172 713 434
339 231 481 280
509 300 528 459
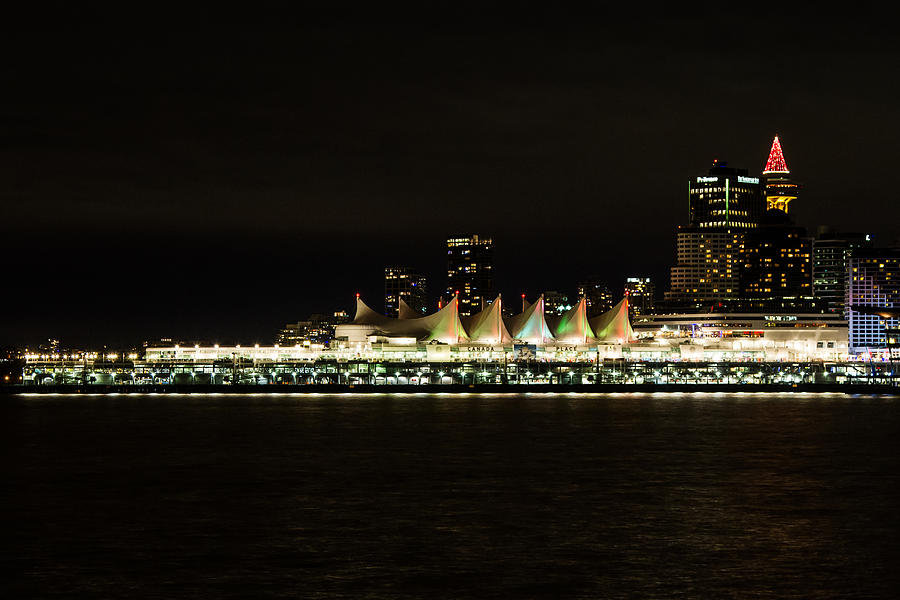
3 134 897 348
2 15 900 346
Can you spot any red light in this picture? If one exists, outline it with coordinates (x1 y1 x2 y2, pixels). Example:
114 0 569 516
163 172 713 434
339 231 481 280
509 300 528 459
521 293 526 298
355 293 360 298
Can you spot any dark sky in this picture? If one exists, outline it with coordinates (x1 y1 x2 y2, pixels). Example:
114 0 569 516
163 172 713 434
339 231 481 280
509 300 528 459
2 11 899 346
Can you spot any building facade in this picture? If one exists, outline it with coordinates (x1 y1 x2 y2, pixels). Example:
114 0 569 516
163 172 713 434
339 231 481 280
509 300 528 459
446 234 494 317
384 267 427 316
666 229 747 307
631 312 847 362
813 230 872 315
665 161 765 309
577 278 614 313
846 248 900 353
687 161 765 230
739 221 812 300
277 311 350 346
624 277 655 317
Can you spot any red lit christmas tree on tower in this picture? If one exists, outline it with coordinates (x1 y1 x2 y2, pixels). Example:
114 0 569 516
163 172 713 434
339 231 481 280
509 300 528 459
763 135 790 174
762 135 797 212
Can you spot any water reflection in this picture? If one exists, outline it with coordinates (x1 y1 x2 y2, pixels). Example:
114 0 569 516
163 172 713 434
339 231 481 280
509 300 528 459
4 393 900 598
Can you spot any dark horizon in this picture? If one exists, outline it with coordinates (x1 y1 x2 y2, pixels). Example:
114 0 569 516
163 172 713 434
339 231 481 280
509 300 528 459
3 14 899 347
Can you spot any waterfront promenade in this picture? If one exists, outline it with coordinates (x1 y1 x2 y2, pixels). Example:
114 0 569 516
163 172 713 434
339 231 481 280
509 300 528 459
7 359 898 394
5 382 899 395
15 358 897 385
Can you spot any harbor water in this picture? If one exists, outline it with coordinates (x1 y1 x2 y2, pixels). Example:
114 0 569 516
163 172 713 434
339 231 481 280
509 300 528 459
4 392 900 598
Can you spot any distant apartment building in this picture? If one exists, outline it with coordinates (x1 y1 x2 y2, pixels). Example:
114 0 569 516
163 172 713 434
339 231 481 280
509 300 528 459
277 311 350 346
624 277 655 317
384 267 427 316
446 234 494 317
577 278 614 314
667 229 747 307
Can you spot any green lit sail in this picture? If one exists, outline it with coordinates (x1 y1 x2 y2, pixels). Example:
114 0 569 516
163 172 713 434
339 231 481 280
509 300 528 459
553 297 595 343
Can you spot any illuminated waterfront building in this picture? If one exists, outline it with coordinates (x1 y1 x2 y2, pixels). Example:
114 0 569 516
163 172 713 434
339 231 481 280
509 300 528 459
631 312 847 361
20 298 851 387
446 234 494 317
762 135 800 213
335 294 632 347
17 291 867 388
846 248 900 353
384 267 427 316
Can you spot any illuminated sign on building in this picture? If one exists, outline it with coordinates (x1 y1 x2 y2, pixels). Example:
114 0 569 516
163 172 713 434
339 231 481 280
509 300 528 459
697 176 718 183
738 176 760 184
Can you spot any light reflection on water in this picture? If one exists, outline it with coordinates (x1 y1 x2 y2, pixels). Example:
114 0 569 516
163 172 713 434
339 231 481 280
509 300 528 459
4 393 900 598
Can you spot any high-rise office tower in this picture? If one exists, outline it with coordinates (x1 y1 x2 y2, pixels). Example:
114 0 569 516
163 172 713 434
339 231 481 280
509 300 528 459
846 248 900 353
384 267 428 316
813 229 873 315
665 161 765 308
762 135 800 213
624 277 655 317
687 160 766 229
446 235 493 317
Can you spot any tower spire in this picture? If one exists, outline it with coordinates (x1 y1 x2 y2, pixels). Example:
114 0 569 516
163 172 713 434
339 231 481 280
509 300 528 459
763 135 789 174
762 135 798 213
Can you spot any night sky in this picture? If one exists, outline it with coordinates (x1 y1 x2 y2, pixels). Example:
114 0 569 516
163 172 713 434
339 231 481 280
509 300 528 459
2 12 899 346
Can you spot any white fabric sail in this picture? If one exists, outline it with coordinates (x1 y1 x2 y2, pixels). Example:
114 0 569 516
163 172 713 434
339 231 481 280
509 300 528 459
353 296 467 343
589 297 634 343
353 296 393 326
463 295 512 344
504 295 555 344
420 297 469 343
397 298 420 319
